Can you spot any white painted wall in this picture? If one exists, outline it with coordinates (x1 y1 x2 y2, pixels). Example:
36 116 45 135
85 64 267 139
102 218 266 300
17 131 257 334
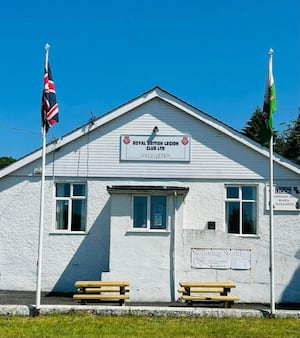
103 179 300 303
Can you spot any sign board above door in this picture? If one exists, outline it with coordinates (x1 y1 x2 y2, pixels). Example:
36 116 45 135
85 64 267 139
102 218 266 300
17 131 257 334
120 135 191 161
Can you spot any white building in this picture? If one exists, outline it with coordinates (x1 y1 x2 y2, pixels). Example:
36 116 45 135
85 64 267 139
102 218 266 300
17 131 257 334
1 87 299 303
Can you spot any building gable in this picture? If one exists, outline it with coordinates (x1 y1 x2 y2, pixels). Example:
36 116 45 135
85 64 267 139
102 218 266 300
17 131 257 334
1 86 299 180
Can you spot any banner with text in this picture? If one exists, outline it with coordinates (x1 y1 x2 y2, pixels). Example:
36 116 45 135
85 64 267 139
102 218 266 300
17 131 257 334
120 135 191 161
191 248 251 270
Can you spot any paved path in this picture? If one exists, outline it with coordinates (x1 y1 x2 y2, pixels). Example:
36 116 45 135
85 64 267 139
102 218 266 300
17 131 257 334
0 291 299 318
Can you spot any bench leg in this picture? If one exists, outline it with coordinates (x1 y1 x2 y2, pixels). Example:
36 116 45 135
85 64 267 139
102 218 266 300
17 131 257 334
224 301 233 308
119 298 126 306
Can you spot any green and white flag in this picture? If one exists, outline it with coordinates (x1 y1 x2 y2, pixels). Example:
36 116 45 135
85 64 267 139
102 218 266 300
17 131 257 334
260 49 276 146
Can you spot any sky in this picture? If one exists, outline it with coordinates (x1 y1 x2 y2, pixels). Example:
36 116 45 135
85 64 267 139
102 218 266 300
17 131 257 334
0 0 299 159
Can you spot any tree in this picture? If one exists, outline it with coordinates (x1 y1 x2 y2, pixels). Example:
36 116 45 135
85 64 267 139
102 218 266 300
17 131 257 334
0 157 16 169
242 107 300 165
241 107 279 146
280 114 300 165
241 107 263 143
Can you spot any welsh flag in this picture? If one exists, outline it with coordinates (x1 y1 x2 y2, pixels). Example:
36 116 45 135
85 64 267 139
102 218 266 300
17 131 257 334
260 49 276 146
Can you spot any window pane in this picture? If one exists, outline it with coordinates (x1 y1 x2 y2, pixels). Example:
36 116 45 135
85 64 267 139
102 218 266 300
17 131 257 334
71 200 86 231
73 184 86 196
242 186 256 200
226 187 239 199
242 202 257 234
150 195 166 229
56 200 69 230
56 183 70 197
133 196 147 228
226 201 240 233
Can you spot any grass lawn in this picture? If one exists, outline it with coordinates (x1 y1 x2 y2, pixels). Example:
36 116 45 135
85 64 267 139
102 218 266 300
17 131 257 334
0 313 299 337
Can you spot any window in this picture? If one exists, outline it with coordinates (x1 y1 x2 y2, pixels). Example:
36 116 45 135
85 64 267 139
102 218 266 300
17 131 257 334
55 183 87 232
133 195 167 230
225 186 257 235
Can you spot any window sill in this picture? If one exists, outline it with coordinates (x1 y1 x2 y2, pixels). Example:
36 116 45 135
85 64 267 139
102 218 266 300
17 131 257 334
229 233 260 238
49 231 87 235
126 229 170 235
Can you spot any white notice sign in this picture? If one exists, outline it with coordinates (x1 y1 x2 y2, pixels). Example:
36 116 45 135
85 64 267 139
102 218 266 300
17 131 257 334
120 135 191 161
266 185 300 211
191 248 251 270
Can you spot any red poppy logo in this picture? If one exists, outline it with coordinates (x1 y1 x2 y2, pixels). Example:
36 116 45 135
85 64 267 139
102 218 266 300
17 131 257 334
181 136 189 145
123 136 131 144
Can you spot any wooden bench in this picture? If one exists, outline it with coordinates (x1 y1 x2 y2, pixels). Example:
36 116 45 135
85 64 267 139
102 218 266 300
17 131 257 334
178 281 239 308
73 281 130 306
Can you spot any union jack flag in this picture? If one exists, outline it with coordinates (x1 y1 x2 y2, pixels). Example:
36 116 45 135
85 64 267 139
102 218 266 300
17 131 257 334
41 62 59 132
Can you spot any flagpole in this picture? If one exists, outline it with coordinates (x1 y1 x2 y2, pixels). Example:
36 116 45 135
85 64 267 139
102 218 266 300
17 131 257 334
269 133 275 315
267 48 275 315
35 43 50 313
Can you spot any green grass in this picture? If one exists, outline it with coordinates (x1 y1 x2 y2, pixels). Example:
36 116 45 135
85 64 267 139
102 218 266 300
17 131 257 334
0 313 299 338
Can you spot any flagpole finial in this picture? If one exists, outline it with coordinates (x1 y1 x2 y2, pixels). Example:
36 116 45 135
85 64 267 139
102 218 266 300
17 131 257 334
44 43 50 52
269 48 274 55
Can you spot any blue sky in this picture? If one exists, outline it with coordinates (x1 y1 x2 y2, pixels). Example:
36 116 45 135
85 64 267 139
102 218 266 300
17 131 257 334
1 0 299 159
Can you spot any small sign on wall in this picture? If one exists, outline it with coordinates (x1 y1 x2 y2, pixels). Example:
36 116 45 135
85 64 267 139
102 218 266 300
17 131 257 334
191 248 251 270
266 185 300 211
120 135 191 161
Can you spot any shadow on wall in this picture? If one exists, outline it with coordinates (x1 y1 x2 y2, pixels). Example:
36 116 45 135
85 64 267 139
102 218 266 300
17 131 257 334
51 200 111 292
280 249 300 303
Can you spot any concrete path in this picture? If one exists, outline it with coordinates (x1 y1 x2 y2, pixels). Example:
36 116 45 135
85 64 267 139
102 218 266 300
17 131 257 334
0 291 299 318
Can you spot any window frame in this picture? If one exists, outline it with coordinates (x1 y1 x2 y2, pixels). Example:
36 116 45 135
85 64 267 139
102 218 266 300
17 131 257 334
131 194 169 232
53 182 87 234
225 185 258 236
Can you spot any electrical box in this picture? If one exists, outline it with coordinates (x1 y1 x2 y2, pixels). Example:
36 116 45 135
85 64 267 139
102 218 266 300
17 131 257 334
207 221 216 230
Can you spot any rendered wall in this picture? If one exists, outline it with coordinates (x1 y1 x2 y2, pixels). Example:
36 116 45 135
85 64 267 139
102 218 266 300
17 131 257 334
104 179 300 303
0 173 299 303
0 177 111 293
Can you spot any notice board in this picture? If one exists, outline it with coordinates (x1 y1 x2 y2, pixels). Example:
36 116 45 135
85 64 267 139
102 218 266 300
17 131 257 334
191 248 251 270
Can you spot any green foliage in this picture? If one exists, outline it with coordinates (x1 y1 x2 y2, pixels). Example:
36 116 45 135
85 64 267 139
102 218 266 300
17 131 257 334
241 107 263 143
0 313 299 338
243 108 300 165
279 114 300 165
0 157 16 169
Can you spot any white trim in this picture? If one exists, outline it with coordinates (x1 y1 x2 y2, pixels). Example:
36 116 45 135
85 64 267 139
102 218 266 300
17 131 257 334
53 182 87 233
130 194 169 232
49 231 86 235
225 184 258 235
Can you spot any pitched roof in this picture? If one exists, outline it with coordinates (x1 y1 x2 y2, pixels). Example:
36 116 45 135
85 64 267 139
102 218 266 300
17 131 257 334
1 86 300 178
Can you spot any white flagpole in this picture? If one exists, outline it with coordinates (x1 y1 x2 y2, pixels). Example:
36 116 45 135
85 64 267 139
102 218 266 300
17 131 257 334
269 133 275 314
35 43 50 313
267 48 275 315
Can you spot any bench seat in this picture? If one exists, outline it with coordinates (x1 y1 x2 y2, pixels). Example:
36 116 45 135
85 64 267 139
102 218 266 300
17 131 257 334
178 281 239 308
178 287 224 293
75 281 129 287
73 280 130 306
182 295 239 301
180 281 236 288
182 295 239 308
73 294 130 300
77 287 129 293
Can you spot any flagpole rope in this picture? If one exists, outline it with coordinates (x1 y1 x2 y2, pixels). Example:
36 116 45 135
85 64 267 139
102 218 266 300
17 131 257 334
0 124 40 135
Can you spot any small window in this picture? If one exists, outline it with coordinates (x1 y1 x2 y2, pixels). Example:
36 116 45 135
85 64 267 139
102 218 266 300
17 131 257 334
133 196 147 228
133 195 167 230
55 183 87 232
225 186 257 235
